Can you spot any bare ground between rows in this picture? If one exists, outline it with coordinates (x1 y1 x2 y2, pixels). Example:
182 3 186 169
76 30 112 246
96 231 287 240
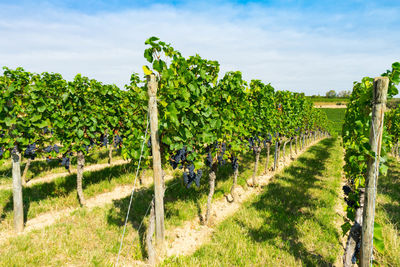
0 174 174 243
117 138 326 266
0 159 128 191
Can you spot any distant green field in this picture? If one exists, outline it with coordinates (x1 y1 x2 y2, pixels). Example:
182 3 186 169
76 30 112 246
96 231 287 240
320 108 345 135
307 97 349 103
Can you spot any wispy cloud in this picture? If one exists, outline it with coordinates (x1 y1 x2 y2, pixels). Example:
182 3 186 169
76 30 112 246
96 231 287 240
0 1 399 95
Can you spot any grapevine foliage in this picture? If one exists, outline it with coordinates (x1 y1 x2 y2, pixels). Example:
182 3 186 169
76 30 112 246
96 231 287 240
341 62 400 258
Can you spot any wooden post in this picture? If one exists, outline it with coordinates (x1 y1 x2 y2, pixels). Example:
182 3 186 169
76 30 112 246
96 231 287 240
147 74 165 256
146 199 156 266
252 147 261 186
76 151 86 206
264 142 270 174
360 77 389 267
12 148 24 233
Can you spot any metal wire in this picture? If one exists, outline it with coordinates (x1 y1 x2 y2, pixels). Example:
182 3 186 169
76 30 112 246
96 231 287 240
115 115 150 267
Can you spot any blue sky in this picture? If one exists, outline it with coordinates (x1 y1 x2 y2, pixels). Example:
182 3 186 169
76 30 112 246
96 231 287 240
0 0 399 95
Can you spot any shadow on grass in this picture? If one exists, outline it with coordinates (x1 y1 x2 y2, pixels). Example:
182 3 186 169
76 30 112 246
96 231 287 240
379 158 400 228
105 143 275 260
233 138 338 266
105 139 322 260
0 161 132 223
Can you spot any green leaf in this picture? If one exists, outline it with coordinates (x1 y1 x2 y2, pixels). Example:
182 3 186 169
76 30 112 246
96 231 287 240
31 114 42 122
77 129 84 139
4 117 13 127
144 49 154 63
341 222 352 236
145 36 159 45
37 105 46 113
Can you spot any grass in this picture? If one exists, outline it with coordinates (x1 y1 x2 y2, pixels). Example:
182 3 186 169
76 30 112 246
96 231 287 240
1 136 397 266
0 137 301 229
163 138 344 266
0 137 309 265
0 162 136 231
374 157 400 266
320 108 346 135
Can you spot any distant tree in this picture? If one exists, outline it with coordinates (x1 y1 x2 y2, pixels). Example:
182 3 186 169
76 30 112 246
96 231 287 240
325 90 337 98
337 90 351 98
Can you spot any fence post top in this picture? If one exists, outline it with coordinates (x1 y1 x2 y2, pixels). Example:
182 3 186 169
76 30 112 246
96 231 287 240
373 77 389 104
147 74 158 97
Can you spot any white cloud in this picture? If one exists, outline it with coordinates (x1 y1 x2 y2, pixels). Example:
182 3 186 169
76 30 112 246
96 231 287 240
0 2 399 95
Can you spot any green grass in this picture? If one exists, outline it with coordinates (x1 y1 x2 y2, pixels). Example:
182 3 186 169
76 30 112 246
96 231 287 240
163 138 344 266
374 157 400 266
320 108 345 135
0 137 309 265
0 138 300 230
0 162 137 231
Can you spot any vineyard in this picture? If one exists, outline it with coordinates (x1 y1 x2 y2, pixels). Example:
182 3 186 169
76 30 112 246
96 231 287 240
0 37 399 266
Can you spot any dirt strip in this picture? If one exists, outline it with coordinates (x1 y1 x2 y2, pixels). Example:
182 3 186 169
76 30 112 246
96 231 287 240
117 137 326 266
164 138 322 258
0 174 174 244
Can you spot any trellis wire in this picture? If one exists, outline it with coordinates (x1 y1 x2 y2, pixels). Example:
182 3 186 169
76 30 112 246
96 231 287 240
115 114 150 267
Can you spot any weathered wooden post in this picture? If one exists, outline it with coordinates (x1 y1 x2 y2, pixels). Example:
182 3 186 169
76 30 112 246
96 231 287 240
12 148 24 233
146 199 156 266
273 140 279 171
147 74 165 257
264 142 271 174
359 77 388 266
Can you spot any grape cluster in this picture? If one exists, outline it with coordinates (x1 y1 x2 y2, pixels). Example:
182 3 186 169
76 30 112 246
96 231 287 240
0 147 3 158
230 156 238 171
42 127 54 135
44 145 60 154
83 139 96 153
114 135 123 148
61 156 71 170
352 236 361 264
205 142 218 167
342 185 352 196
100 134 108 147
344 185 357 208
170 147 186 169
248 136 261 154
147 138 151 148
183 164 202 188
262 133 272 148
24 143 37 160
217 142 227 166
206 151 212 167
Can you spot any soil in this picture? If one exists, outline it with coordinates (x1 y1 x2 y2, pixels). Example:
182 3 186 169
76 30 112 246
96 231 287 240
164 138 323 259
0 174 173 244
1 137 328 267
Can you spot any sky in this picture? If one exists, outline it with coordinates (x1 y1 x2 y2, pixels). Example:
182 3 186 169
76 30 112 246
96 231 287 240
0 0 399 95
